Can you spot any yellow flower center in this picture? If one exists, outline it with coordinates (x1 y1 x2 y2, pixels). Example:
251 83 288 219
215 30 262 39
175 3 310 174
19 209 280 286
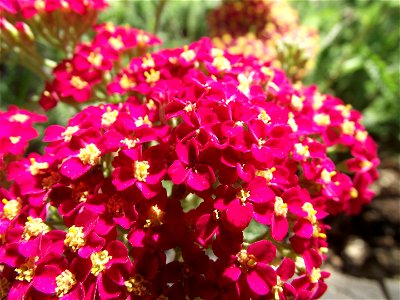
274 196 288 217
145 205 165 228
2 198 21 220
62 126 79 142
120 74 135 90
55 270 76 297
313 113 330 126
256 167 276 183
101 107 119 127
238 73 251 95
22 217 49 240
90 250 112 276
78 143 101 166
350 187 359 199
180 46 196 62
320 169 336 183
335 104 352 118
212 56 231 72
291 95 304 111
28 157 49 176
124 274 149 296
64 226 85 251
360 160 373 169
136 32 150 47
237 189 250 205
287 112 298 132
15 257 38 282
142 54 155 68
308 267 321 283
341 120 355 135
355 130 368 142
144 69 160 84
135 115 152 127
121 138 139 149
109 35 124 50
312 93 325 110
9 113 29 123
294 143 310 158
70 76 88 90
9 136 21 144
258 110 271 124
133 161 150 182
236 250 257 273
88 52 103 67
302 202 317 224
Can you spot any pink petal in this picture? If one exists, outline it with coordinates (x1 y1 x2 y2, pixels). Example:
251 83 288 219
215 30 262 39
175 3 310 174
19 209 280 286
187 170 210 191
293 219 314 238
225 199 253 231
272 215 288 241
276 258 295 280
61 157 91 180
167 160 189 184
32 265 61 294
247 240 276 264
107 240 128 264
223 266 241 282
246 265 276 295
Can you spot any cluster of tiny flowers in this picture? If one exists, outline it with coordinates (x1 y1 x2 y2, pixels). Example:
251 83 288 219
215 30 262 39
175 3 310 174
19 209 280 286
0 29 379 299
208 0 319 81
0 106 47 184
38 22 161 109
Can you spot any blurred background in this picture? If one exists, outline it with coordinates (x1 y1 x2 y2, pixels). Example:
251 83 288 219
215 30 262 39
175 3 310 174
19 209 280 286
1 0 399 298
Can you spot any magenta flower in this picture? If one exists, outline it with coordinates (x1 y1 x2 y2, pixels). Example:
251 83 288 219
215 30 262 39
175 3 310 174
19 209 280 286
223 240 277 297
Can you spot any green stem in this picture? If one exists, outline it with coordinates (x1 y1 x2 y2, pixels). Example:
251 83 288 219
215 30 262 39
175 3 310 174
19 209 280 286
153 0 167 35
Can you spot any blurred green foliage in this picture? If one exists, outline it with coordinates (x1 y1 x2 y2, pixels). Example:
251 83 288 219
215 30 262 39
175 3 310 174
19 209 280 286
293 0 400 153
1 0 398 154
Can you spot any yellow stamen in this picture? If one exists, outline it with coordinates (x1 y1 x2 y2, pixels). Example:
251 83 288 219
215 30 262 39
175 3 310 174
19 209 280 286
64 226 85 252
101 107 119 127
28 157 49 176
2 198 21 220
90 250 112 276
55 270 76 297
62 126 79 142
274 196 288 217
15 257 38 282
22 217 49 240
78 143 101 166
70 76 88 90
133 161 150 182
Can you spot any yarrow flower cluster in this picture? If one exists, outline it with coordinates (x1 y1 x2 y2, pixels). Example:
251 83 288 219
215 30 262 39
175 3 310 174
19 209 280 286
208 0 319 81
0 1 379 299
